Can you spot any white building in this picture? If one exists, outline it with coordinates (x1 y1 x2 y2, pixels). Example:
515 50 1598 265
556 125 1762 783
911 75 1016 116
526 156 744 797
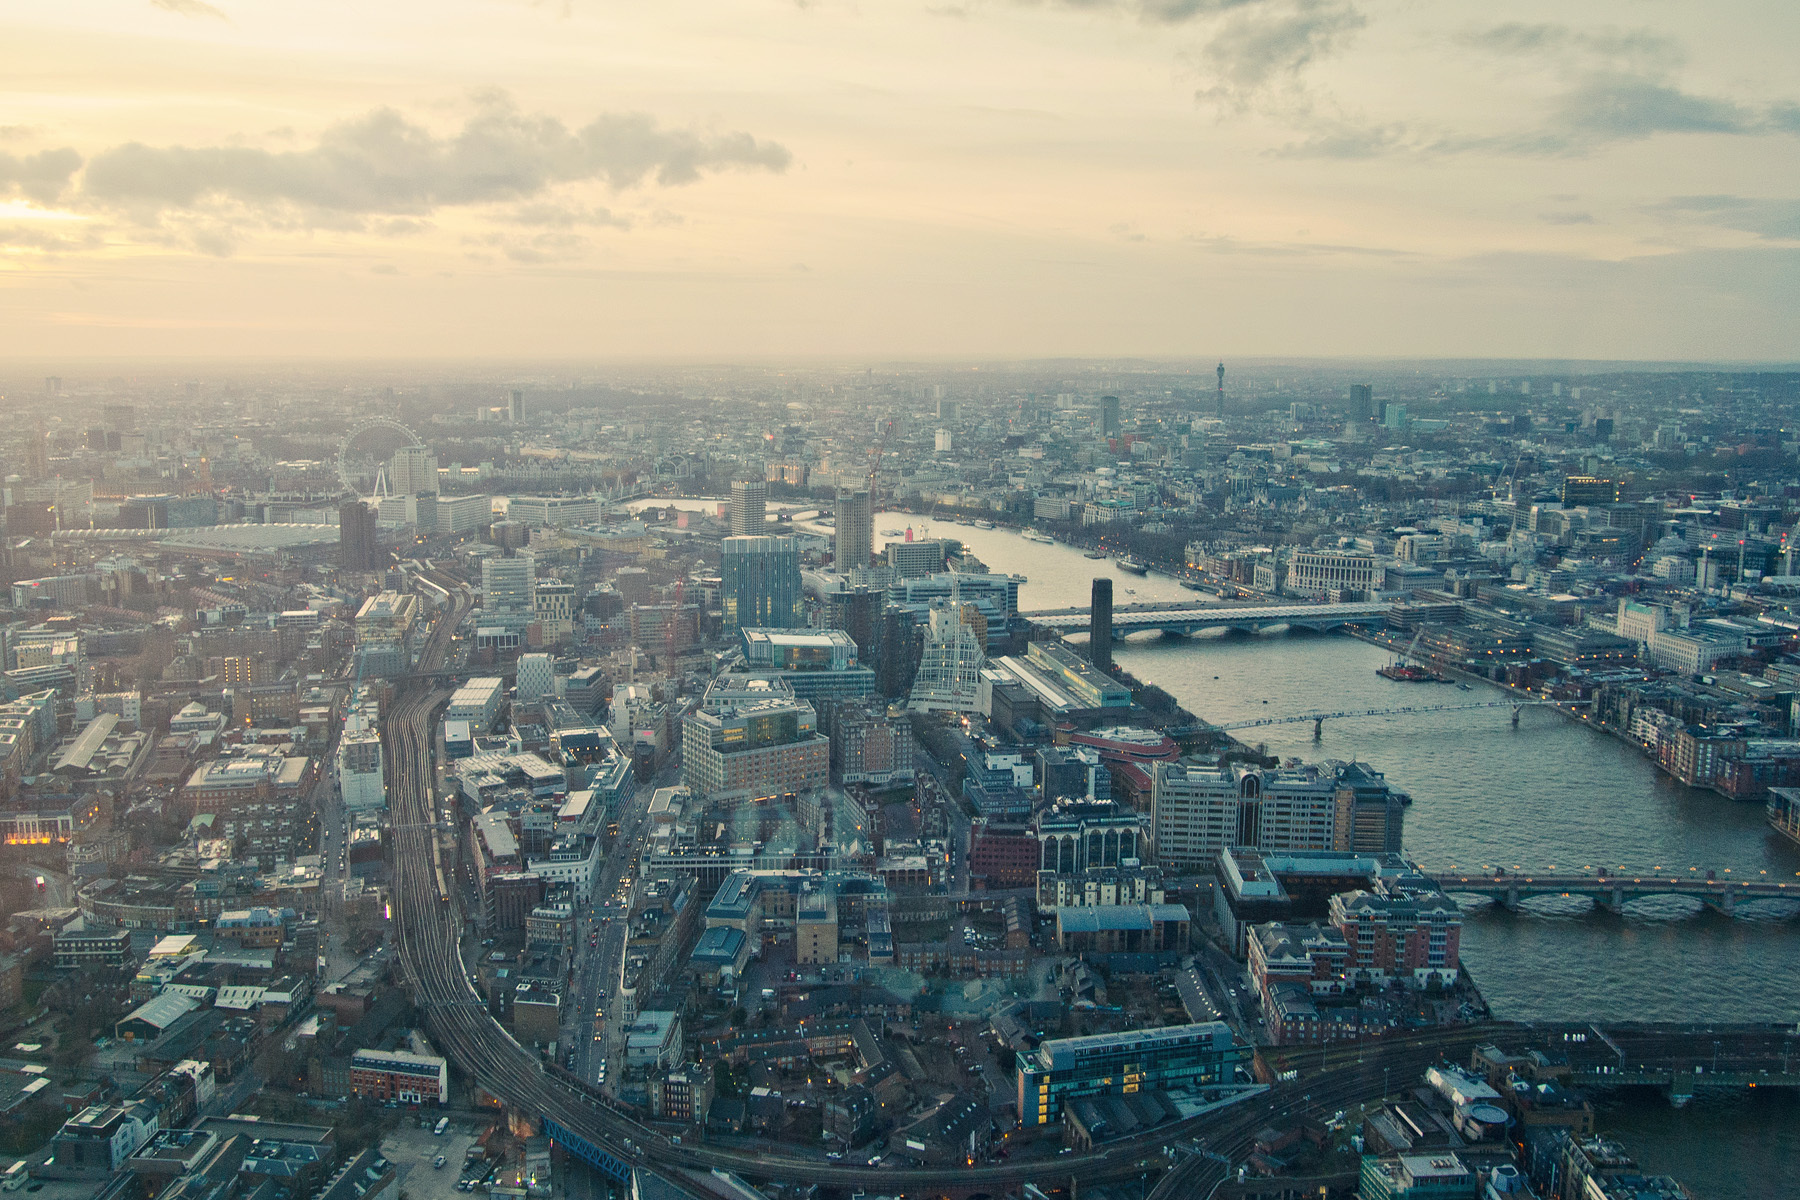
388 445 437 496
908 605 985 713
1150 761 1338 871
482 552 536 613
506 495 601 529
432 492 495 535
1285 551 1377 597
338 729 385 812
446 677 505 730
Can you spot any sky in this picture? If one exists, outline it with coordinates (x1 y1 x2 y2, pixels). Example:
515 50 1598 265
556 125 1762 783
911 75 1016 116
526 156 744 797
1 0 1797 362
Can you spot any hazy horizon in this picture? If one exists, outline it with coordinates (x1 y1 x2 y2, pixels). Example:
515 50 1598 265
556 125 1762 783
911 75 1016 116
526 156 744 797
3 1 1797 361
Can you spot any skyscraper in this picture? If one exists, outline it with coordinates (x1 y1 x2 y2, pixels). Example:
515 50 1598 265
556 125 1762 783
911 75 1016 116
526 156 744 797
339 500 379 571
721 535 802 631
1216 362 1226 417
508 389 523 423
826 586 882 669
834 488 873 570
1089 577 1113 672
1349 384 1373 421
729 479 768 537
1100 395 1121 438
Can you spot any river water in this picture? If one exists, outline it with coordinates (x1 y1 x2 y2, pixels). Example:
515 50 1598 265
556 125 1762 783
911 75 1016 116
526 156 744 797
643 501 1798 1193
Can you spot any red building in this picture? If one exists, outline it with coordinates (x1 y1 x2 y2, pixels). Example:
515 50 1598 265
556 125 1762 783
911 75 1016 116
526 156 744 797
349 1049 447 1106
1247 921 1350 1011
1065 726 1180 772
1327 877 1461 988
968 824 1038 889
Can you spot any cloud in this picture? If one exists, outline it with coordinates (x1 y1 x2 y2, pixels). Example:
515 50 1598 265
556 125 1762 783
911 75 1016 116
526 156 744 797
0 148 83 206
501 201 631 229
471 229 593 264
1652 195 1800 241
1446 22 1794 154
976 0 1264 23
1539 211 1595 225
1457 22 1682 72
151 0 228 18
1549 75 1758 142
1271 115 1411 158
0 223 102 254
79 95 791 225
1192 0 1365 108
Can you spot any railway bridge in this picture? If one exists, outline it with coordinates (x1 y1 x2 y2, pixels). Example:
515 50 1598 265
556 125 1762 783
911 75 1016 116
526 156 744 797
1432 868 1800 916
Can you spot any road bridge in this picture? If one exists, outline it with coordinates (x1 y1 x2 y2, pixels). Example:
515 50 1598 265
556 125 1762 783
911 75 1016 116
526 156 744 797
1021 599 1391 635
1432 868 1800 916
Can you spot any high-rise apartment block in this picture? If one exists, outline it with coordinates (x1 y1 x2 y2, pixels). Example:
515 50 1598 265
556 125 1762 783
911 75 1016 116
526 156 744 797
721 536 802 632
388 445 436 496
834 488 873 570
729 479 768 537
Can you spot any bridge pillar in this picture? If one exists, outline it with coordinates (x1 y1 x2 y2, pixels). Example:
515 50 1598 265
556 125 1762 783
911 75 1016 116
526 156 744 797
1667 1074 1695 1107
1511 706 1521 727
1709 889 1735 916
1502 884 1520 912
1312 718 1323 740
1602 885 1624 915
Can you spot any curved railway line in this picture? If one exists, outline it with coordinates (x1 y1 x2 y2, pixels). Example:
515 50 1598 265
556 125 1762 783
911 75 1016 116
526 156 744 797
386 586 1528 1195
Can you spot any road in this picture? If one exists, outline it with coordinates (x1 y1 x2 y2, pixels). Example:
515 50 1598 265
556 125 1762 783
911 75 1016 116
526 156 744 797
563 765 661 1091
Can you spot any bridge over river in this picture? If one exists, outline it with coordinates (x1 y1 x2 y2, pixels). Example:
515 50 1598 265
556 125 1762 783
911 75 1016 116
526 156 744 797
1432 867 1800 916
1021 598 1392 635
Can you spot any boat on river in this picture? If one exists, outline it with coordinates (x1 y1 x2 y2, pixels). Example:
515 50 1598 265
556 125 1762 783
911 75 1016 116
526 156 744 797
1114 557 1149 575
1022 530 1056 544
1083 549 1106 560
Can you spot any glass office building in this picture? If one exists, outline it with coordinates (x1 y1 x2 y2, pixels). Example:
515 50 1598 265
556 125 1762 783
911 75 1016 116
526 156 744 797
721 536 803 632
1016 1021 1249 1125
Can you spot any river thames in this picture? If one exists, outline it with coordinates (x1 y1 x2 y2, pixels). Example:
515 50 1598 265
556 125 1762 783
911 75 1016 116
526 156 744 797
654 501 1800 1193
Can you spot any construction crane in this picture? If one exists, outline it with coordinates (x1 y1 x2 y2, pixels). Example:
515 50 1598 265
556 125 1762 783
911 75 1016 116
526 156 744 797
866 417 895 500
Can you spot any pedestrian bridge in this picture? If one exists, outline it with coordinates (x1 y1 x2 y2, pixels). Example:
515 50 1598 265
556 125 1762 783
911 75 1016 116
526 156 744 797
1021 600 1392 635
1431 868 1800 916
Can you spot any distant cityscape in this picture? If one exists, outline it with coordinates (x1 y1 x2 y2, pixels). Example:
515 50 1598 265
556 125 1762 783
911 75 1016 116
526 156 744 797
0 360 1794 1200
